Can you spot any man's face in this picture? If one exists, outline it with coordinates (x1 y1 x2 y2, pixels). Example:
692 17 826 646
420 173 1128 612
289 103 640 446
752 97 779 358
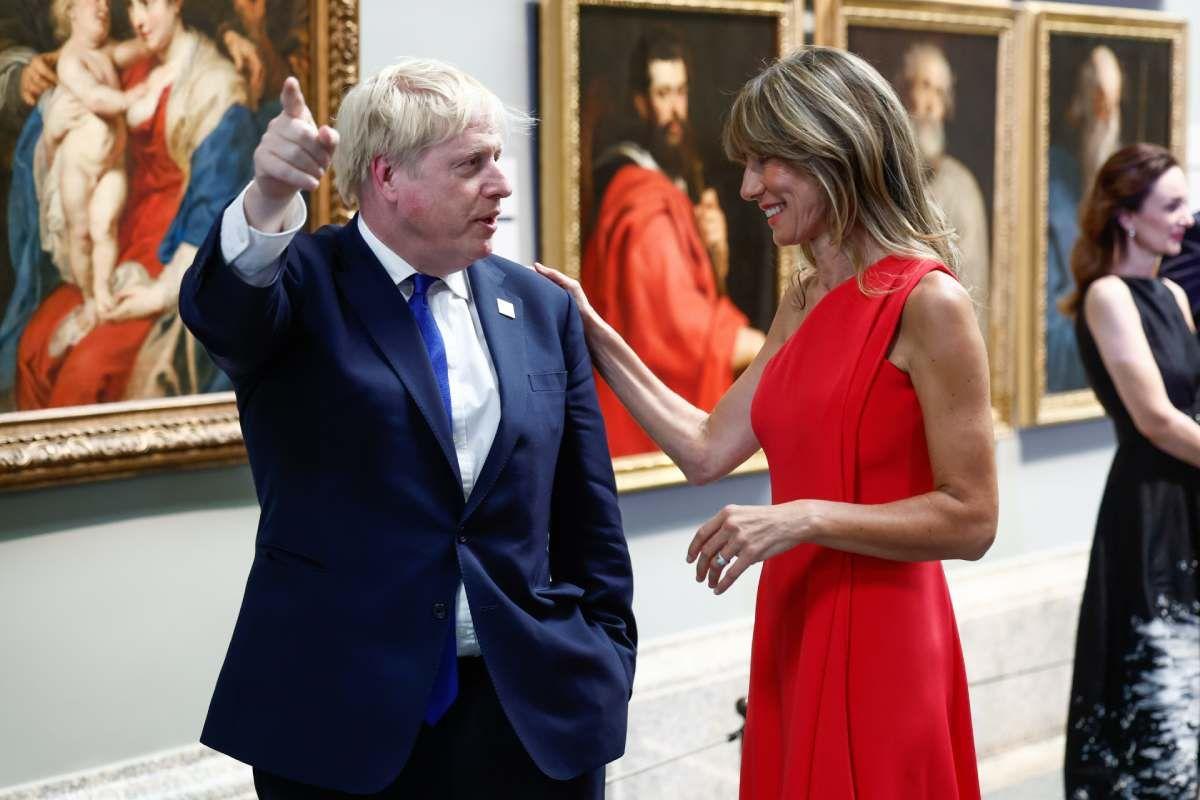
386 123 512 275
903 49 953 162
904 51 952 124
636 58 688 147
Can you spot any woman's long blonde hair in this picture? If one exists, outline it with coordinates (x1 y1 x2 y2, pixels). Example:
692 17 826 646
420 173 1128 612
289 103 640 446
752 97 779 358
723 47 959 301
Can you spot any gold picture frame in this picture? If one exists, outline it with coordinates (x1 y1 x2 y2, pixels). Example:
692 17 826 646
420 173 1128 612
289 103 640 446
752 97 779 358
540 0 803 492
0 0 359 490
833 0 1020 428
1020 2 1186 426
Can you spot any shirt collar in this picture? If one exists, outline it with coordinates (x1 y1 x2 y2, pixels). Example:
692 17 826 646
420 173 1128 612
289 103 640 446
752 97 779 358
357 215 469 300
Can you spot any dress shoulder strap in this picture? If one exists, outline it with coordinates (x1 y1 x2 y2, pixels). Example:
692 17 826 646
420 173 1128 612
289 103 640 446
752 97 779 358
837 258 951 501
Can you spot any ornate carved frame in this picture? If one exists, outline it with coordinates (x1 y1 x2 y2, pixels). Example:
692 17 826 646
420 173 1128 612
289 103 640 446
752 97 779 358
834 0 1020 429
1021 3 1186 426
539 0 804 492
0 0 360 490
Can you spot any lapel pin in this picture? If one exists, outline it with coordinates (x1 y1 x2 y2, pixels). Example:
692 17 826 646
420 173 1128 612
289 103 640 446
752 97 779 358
497 298 516 319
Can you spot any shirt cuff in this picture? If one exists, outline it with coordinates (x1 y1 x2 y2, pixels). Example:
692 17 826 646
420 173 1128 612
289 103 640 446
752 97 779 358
219 183 308 287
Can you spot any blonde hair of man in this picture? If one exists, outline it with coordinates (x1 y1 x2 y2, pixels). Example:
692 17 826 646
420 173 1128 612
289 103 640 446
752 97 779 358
723 46 960 296
332 57 531 207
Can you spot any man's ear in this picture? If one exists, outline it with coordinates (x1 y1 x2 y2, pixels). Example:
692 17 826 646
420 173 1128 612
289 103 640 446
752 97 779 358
370 155 398 201
633 93 649 122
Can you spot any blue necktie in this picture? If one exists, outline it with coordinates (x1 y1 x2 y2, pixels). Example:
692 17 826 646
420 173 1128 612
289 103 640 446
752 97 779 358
408 273 457 725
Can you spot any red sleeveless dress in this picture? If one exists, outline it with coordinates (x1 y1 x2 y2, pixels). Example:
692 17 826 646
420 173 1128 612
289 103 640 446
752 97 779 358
743 256 980 799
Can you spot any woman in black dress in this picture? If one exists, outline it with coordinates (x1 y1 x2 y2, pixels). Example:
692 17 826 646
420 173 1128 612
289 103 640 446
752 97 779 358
1062 143 1200 799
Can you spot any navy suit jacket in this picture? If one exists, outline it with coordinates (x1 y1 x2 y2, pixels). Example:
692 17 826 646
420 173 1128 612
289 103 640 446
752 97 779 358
180 214 636 793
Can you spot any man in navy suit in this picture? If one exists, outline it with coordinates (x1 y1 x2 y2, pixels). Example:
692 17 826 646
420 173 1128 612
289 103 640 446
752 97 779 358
180 59 636 799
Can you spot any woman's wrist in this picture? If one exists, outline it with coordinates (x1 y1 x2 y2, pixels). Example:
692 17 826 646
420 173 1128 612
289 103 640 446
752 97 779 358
788 499 824 547
585 316 623 373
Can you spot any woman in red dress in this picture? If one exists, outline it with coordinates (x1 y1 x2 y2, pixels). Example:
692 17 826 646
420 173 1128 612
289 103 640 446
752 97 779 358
538 47 997 798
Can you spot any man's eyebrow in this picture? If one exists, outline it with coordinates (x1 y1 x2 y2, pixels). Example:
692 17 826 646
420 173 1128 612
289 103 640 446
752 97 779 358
456 141 502 161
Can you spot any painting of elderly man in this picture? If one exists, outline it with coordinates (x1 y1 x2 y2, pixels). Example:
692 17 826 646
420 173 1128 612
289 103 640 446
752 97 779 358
1044 35 1172 395
0 0 308 413
846 27 997 339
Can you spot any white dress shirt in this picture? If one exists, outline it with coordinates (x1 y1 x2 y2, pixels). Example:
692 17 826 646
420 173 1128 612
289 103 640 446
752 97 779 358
220 184 500 656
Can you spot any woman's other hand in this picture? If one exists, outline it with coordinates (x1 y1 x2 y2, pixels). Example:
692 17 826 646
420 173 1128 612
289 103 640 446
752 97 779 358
687 501 813 594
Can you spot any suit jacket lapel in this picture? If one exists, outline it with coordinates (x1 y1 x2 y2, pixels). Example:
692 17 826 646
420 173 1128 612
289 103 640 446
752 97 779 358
463 258 525 521
331 218 462 486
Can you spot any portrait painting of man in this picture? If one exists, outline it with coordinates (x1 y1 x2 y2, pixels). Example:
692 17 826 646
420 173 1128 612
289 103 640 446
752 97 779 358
1043 34 1172 395
0 0 310 415
577 5 778 458
846 27 997 340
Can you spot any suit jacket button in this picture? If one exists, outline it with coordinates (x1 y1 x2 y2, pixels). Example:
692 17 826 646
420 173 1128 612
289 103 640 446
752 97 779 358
458 535 468 544
433 602 447 620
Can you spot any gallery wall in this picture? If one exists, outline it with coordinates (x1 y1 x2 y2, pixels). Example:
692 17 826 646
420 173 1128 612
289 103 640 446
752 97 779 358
0 0 1195 789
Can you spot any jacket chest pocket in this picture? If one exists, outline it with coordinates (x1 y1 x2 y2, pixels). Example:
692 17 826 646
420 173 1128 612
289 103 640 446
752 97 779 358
528 370 567 392
527 370 567 442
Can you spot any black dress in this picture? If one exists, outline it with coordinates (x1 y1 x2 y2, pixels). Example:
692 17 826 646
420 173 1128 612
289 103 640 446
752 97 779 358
1065 277 1200 799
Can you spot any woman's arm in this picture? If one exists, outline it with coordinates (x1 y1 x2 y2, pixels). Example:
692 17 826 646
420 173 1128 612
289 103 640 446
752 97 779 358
1085 276 1200 467
691 272 998 593
535 263 806 483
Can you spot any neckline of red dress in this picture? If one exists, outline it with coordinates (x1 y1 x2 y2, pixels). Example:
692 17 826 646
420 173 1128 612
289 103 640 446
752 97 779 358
767 254 921 364
809 253 910 313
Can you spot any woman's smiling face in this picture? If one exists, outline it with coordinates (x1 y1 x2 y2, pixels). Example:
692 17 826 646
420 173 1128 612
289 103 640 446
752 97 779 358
739 155 829 247
1121 165 1194 258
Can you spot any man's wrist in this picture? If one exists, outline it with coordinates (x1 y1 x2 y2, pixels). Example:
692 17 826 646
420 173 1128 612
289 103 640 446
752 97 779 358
244 181 298 233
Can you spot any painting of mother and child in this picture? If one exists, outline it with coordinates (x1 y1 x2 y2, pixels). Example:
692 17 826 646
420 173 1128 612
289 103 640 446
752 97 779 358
0 0 309 413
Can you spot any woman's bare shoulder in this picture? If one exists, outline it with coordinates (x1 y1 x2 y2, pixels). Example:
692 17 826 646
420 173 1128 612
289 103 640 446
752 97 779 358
905 268 974 324
1083 275 1134 315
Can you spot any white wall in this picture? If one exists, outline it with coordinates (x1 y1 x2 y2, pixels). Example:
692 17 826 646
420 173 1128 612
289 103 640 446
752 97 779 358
1164 0 1200 196
0 0 1189 789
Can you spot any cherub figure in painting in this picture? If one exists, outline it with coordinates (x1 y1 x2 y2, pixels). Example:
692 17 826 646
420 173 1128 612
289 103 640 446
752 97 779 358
41 0 147 353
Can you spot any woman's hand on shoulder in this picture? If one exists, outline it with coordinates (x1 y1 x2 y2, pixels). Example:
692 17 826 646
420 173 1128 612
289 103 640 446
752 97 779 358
534 262 603 333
